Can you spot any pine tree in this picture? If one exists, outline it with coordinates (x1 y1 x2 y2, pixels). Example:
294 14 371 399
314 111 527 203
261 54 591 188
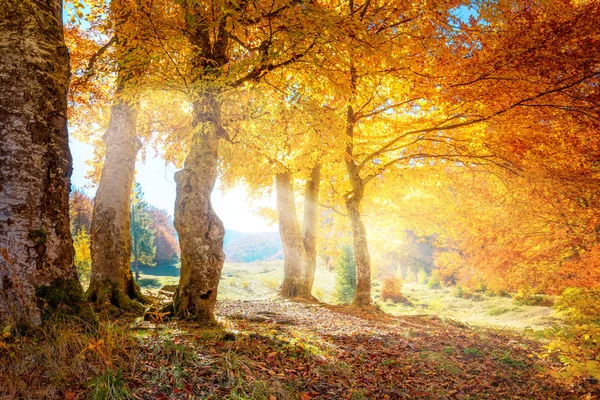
130 183 156 280
334 245 357 304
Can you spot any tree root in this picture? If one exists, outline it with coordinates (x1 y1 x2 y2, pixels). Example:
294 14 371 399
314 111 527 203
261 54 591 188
86 281 147 316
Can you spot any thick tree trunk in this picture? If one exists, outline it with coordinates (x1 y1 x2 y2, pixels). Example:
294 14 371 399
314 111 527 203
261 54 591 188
173 97 225 322
87 101 145 312
277 171 311 299
302 164 321 294
345 193 372 307
0 0 96 328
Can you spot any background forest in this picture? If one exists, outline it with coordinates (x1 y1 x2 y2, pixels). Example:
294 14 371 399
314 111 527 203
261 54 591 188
0 0 599 398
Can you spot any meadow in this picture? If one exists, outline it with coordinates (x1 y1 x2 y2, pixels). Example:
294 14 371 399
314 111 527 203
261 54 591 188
136 261 560 332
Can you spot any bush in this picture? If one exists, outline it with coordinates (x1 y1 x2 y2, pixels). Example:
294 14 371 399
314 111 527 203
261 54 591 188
427 274 441 290
333 245 356 304
513 287 554 306
417 267 428 285
381 274 404 303
546 288 600 383
455 286 470 299
404 270 417 283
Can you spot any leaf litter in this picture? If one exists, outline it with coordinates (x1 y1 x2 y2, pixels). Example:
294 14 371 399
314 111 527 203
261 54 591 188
126 299 596 399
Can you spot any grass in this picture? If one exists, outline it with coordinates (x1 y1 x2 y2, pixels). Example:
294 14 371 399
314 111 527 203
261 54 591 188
137 260 338 303
88 368 130 400
376 282 560 331
137 262 560 331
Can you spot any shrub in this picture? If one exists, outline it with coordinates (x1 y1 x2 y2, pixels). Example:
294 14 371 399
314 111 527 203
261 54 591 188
427 274 441 290
513 287 554 306
404 270 417 283
546 288 600 383
554 287 599 322
417 267 428 285
333 245 356 304
260 278 279 292
381 274 404 303
455 286 469 298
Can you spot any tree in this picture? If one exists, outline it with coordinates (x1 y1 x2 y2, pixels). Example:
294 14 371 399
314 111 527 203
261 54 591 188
275 171 312 298
0 0 95 328
302 164 321 294
149 207 179 265
130 182 156 280
220 85 336 299
73 228 92 283
333 245 357 304
86 0 152 311
166 0 323 321
69 189 93 236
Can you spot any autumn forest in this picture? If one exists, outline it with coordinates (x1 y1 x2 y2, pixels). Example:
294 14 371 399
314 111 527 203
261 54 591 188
1 0 600 398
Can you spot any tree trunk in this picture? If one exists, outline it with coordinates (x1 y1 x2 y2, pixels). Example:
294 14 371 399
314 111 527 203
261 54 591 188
345 193 372 307
173 96 225 322
277 171 311 299
132 203 139 281
302 164 321 294
0 0 96 329
87 100 145 312
344 87 372 307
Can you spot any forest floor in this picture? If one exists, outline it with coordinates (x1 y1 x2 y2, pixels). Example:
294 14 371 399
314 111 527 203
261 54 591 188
1 298 597 399
129 300 594 399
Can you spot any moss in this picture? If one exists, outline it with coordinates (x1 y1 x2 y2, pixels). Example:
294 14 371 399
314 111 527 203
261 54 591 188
87 280 146 315
27 229 47 245
36 278 98 329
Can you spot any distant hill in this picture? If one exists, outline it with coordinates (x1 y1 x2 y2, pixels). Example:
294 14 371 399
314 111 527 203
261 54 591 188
223 230 283 263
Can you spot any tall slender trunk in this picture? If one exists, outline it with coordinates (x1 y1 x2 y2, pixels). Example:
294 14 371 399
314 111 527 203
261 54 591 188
344 72 372 307
173 96 225 322
277 171 311 298
302 164 321 294
87 99 145 311
0 0 96 328
345 191 371 306
132 203 139 281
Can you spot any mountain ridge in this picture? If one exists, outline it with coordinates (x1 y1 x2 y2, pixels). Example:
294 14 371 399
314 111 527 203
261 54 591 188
223 230 283 263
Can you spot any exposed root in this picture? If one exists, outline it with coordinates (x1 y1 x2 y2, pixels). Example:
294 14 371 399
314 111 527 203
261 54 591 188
86 281 147 316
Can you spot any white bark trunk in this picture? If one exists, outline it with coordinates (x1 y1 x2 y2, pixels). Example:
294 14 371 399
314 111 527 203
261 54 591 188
302 164 321 294
276 171 311 299
173 96 225 322
87 101 145 311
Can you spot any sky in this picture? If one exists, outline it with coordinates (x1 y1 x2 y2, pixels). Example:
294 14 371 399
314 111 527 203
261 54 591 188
70 139 278 233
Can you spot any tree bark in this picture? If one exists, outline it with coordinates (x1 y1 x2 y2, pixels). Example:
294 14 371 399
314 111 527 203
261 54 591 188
173 96 225 322
131 200 140 281
87 100 145 312
0 0 96 328
302 164 321 294
277 171 311 298
345 192 372 307
344 86 372 307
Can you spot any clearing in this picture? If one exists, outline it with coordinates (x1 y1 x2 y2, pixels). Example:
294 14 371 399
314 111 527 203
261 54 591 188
122 300 586 399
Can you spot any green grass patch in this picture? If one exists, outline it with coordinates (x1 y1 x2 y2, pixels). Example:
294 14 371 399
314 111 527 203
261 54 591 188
378 282 559 331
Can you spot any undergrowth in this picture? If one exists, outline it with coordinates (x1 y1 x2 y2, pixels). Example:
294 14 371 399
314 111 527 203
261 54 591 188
0 314 138 399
